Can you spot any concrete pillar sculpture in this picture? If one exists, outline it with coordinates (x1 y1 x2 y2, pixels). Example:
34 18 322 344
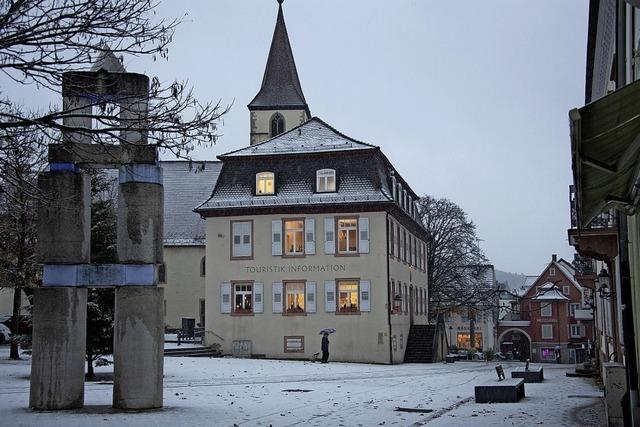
32 51 164 411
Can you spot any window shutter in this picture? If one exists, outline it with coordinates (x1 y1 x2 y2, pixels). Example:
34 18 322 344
220 282 231 313
324 280 335 312
360 280 371 312
307 281 316 313
254 282 264 313
272 282 283 313
305 218 315 255
359 217 370 254
324 217 335 254
272 220 282 256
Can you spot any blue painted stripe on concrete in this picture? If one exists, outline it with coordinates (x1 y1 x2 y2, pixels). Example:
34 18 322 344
42 265 80 286
42 264 157 287
119 164 163 184
49 163 78 172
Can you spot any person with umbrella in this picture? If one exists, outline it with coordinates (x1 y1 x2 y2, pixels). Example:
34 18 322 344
319 328 335 363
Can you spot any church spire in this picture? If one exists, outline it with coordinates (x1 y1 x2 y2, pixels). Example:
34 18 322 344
248 1 310 117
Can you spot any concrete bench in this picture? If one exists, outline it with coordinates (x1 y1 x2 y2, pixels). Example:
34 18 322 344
511 367 544 383
474 378 525 403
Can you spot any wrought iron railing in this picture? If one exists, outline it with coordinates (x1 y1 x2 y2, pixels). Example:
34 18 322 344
569 185 617 229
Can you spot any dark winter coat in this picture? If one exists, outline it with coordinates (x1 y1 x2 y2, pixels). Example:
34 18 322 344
321 335 329 352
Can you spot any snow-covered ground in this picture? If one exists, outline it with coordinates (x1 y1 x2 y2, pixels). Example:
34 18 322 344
0 345 604 426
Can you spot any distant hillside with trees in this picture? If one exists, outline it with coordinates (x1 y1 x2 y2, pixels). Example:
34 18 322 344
495 270 527 290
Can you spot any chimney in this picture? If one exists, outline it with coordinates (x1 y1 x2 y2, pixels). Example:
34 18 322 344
552 254 557 262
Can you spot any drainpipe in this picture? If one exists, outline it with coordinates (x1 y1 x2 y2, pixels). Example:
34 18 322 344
386 213 393 364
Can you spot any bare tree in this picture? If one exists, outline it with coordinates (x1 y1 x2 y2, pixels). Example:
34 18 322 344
0 0 229 158
417 196 494 319
0 130 46 359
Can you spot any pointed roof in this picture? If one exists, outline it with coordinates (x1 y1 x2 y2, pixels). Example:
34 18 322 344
91 46 126 73
248 2 310 115
533 283 570 301
219 117 377 158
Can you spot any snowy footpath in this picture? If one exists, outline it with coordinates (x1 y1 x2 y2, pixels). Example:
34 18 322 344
0 346 604 427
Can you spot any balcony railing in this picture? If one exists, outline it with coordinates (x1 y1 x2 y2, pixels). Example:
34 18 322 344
569 185 617 229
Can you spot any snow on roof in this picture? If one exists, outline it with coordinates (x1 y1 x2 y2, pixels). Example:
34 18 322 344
555 259 582 290
220 117 377 158
162 161 221 245
533 282 570 301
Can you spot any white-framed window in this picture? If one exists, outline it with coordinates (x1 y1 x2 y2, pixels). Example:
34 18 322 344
549 267 556 276
541 324 553 339
569 303 580 317
284 281 305 314
337 280 359 313
570 324 584 338
563 285 570 295
316 169 336 193
256 171 275 195
231 221 252 258
337 218 358 254
233 282 253 314
284 219 304 256
540 302 552 317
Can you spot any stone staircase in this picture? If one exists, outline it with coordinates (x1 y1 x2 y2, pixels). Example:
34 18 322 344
404 324 438 363
164 346 221 358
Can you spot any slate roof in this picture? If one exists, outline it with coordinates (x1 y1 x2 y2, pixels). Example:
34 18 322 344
220 117 377 158
247 3 309 115
162 161 221 245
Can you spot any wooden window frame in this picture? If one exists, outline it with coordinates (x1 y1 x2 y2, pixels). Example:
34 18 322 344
255 171 275 195
335 278 361 315
283 280 307 316
283 335 305 353
230 220 254 260
282 218 306 258
335 216 359 257
231 280 254 316
316 169 337 193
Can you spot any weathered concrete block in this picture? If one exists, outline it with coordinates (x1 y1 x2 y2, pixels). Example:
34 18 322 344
113 286 164 409
48 143 157 166
117 182 163 264
511 367 544 383
119 164 163 184
603 362 627 426
474 378 525 403
29 287 87 410
37 171 90 264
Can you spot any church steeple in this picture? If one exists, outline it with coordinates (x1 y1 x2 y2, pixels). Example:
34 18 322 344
248 0 310 145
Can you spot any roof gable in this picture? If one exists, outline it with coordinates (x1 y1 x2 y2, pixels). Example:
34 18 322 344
220 117 377 158
248 3 309 113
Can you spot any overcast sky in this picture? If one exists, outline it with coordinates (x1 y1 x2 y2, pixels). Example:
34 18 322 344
10 1 590 275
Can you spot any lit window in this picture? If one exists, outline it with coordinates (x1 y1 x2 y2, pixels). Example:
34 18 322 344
270 113 285 137
256 172 275 195
540 303 552 317
285 282 305 313
337 280 359 313
316 169 336 192
541 324 553 339
234 283 253 313
337 218 358 254
231 221 252 258
284 220 304 256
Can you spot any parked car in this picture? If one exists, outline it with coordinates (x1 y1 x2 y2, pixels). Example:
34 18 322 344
0 323 11 344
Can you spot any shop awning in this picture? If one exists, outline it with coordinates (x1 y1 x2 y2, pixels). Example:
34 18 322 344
571 79 640 228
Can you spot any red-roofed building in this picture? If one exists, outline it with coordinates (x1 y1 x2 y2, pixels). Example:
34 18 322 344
497 254 595 364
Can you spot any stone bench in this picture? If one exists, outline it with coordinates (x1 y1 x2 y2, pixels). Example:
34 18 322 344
511 367 544 383
474 378 525 403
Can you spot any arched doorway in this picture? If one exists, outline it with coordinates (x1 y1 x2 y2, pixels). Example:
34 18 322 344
498 328 531 361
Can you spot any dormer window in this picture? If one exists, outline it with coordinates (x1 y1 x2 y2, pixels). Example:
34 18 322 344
256 172 275 195
316 169 336 192
270 113 285 137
